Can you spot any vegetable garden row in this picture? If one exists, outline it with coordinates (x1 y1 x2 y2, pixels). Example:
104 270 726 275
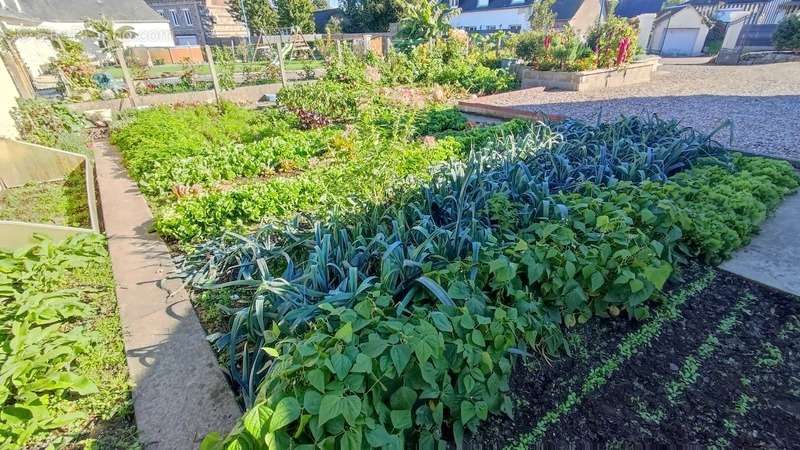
0 236 134 448
104 40 800 450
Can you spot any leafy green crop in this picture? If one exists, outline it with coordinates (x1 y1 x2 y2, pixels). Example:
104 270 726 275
110 102 281 181
650 155 799 263
0 234 132 447
139 126 343 198
202 288 545 450
157 131 462 242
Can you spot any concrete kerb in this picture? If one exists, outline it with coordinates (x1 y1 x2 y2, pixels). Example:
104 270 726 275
720 188 800 298
92 138 240 449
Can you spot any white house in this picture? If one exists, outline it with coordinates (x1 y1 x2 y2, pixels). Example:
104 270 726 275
648 4 711 55
447 0 606 36
0 0 174 77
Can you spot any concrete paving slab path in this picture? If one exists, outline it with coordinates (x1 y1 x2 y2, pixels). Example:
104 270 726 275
721 191 800 297
93 139 240 449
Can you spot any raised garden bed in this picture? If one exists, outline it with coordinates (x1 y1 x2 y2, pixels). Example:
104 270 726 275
514 57 660 91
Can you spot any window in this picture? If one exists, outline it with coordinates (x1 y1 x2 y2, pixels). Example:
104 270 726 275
169 10 179 26
477 0 488 7
175 35 199 46
449 0 458 7
182 9 193 25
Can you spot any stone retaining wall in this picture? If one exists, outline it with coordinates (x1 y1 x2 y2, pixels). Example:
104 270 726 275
514 58 660 91
738 51 800 65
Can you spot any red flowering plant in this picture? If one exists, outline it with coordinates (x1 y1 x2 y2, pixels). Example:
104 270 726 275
587 16 639 69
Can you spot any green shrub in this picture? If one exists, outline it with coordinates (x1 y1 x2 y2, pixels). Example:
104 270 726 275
432 63 516 94
774 15 800 51
203 292 538 449
276 80 367 122
586 16 638 68
515 31 548 64
413 106 467 136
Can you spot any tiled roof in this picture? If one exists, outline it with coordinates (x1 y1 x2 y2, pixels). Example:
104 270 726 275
615 0 665 17
0 0 166 23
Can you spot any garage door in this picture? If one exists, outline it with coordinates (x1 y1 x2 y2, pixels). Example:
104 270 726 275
661 28 699 56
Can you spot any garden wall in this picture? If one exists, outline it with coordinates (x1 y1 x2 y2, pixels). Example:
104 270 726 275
514 57 660 91
738 51 800 65
127 46 206 66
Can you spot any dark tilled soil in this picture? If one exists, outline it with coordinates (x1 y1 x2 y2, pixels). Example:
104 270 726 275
468 265 800 449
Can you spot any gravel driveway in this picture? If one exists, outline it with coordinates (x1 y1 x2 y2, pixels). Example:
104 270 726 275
474 59 800 161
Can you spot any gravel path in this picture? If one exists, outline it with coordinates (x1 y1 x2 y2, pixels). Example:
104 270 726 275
474 60 800 161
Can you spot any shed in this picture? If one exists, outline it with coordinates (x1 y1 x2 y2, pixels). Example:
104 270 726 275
649 4 711 55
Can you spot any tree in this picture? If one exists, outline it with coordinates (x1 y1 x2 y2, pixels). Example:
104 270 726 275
312 0 329 9
529 0 555 32
78 17 137 55
774 15 800 51
340 0 399 32
227 0 278 35
275 0 316 32
397 0 458 42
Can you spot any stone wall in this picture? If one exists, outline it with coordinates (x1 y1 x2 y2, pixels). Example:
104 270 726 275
739 51 800 65
514 58 660 92
716 50 800 65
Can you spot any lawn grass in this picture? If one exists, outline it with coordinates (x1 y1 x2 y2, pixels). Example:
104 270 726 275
0 167 90 227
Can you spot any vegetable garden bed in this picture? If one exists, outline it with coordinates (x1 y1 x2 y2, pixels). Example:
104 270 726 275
104 41 800 450
0 235 136 448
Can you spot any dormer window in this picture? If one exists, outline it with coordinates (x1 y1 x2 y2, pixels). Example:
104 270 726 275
510 0 523 4
477 0 489 7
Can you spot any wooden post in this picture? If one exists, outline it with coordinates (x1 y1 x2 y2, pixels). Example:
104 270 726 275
362 34 372 56
115 47 139 108
56 69 72 98
276 41 287 88
204 45 222 104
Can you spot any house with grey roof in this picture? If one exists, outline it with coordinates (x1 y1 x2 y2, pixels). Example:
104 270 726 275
0 0 174 44
447 0 606 35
